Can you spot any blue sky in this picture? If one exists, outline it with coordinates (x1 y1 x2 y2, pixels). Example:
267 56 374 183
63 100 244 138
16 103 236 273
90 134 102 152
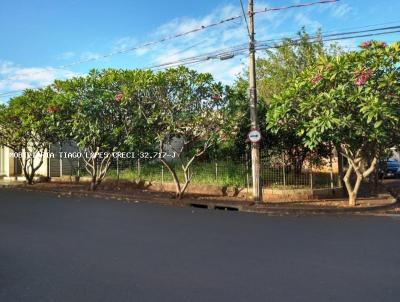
1 0 400 102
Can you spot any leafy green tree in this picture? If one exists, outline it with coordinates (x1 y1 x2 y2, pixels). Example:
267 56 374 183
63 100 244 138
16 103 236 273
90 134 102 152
128 67 238 199
212 78 258 159
256 28 333 103
56 69 146 190
230 29 338 170
0 88 64 184
268 41 400 205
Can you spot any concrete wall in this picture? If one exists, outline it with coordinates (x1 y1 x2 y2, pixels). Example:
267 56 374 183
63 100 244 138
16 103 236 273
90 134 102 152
0 147 14 177
0 146 49 177
262 187 344 202
48 143 80 177
0 146 5 176
50 176 345 203
1 142 98 179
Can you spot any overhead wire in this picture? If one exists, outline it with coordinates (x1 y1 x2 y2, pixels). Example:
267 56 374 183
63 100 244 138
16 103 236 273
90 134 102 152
2 24 399 99
254 0 339 14
239 0 251 38
3 1 400 99
1 24 400 98
148 26 400 70
0 0 338 86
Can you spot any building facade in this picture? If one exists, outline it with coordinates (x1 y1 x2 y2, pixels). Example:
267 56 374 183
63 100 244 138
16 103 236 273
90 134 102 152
0 143 78 179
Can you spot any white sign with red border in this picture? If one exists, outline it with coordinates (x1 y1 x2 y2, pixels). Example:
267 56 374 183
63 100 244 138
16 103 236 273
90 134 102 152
248 130 262 143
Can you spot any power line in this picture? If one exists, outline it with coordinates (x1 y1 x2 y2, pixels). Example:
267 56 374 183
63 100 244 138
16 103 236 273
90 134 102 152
2 24 399 99
59 0 339 69
239 0 251 38
53 18 242 70
2 25 400 98
148 25 400 70
256 25 400 49
138 27 400 71
0 17 244 97
148 43 249 70
0 0 340 88
314 19 400 35
56 0 339 70
254 0 339 14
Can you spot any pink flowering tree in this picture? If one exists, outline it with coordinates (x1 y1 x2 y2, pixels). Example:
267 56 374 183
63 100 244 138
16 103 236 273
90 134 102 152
268 41 400 205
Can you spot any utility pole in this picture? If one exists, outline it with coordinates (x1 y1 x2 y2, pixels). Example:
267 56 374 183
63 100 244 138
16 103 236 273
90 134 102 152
247 0 261 202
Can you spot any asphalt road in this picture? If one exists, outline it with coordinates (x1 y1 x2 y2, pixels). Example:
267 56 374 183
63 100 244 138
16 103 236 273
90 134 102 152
0 189 399 302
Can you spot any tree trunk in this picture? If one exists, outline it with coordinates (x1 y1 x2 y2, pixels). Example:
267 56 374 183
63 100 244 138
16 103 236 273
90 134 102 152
335 147 346 194
158 138 208 200
27 174 34 185
22 160 34 185
181 180 190 198
180 167 192 199
90 177 98 191
343 163 354 205
20 149 45 186
341 149 378 206
89 157 98 191
348 193 356 206
343 163 362 207
347 174 362 206
160 158 182 199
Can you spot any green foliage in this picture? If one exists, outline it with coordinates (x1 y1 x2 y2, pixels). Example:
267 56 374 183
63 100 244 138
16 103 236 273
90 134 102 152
271 41 400 152
0 87 64 183
227 29 338 167
268 40 400 204
256 28 340 104
138 67 234 149
55 69 149 189
124 66 239 198
56 69 142 152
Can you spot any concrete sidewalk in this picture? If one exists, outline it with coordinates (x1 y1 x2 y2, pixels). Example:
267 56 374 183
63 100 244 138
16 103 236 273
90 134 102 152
0 179 21 188
4 181 398 216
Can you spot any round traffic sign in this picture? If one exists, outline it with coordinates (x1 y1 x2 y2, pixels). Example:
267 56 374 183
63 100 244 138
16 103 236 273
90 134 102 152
248 130 262 143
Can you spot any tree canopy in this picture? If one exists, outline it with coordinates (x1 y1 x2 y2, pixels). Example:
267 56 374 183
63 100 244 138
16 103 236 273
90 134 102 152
227 29 337 170
267 41 400 205
55 69 148 190
0 87 64 184
125 67 238 198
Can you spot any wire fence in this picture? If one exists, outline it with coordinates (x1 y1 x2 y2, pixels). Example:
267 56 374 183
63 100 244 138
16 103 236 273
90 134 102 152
48 143 340 189
105 156 339 189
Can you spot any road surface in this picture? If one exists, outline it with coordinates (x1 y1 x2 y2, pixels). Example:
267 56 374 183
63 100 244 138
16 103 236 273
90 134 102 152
0 189 399 302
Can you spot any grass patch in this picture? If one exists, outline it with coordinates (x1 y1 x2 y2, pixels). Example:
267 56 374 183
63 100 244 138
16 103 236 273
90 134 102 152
107 161 248 187
104 160 338 189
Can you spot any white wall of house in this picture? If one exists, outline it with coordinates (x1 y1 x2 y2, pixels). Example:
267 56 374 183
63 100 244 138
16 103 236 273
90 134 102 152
0 146 15 177
1 142 81 179
391 148 400 162
20 148 49 177
0 146 49 178
0 146 5 176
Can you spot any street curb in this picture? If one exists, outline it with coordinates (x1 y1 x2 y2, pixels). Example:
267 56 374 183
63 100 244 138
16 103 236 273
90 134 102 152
0 184 20 189
2 186 186 207
380 183 400 215
2 185 398 216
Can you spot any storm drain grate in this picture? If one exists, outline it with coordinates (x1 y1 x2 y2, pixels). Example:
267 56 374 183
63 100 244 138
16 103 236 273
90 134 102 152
190 203 208 209
189 203 240 211
214 205 239 211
